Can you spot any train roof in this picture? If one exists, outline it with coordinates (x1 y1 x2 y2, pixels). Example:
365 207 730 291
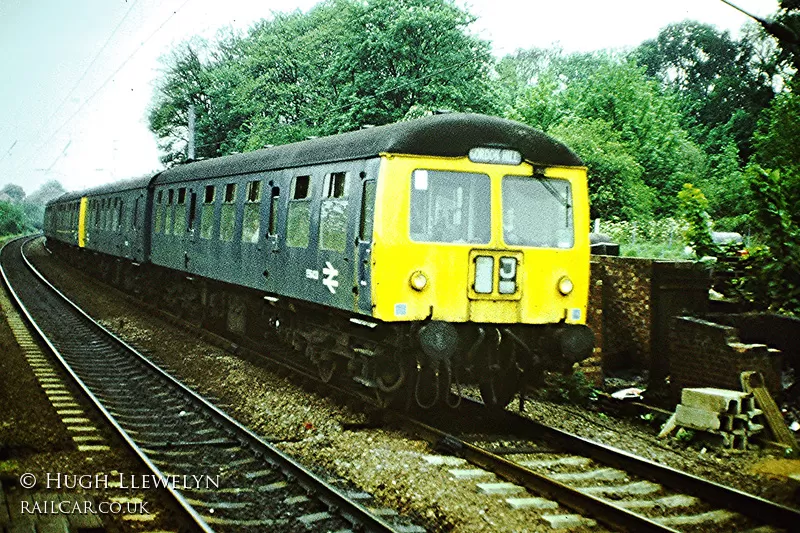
155 113 583 185
48 175 156 205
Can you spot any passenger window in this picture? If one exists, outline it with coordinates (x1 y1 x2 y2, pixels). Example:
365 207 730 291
117 199 123 231
188 192 197 230
267 186 280 236
219 183 237 242
201 185 215 239
287 176 311 248
242 180 261 243
174 187 187 234
359 180 376 242
324 172 346 198
319 172 348 252
292 175 310 199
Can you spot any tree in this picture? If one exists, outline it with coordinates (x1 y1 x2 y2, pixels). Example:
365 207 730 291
0 184 25 203
26 180 66 205
328 0 497 130
634 21 776 162
148 0 496 164
149 42 218 164
752 79 800 180
0 201 28 236
548 117 652 220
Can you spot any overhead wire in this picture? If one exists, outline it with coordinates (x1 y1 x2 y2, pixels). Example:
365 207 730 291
24 0 140 153
17 0 193 173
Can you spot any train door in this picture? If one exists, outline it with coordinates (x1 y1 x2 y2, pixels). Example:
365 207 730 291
356 178 376 315
263 180 282 290
239 177 265 288
185 189 198 271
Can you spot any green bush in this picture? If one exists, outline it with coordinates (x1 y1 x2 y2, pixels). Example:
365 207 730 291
0 201 28 236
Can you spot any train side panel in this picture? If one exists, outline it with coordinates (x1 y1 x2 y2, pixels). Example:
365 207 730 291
149 157 381 315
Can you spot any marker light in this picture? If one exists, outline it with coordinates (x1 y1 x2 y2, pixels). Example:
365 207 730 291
474 256 494 294
410 271 429 291
498 256 517 294
558 276 574 295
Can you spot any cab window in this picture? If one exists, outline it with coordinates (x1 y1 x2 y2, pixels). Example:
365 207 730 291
502 175 573 248
409 170 490 244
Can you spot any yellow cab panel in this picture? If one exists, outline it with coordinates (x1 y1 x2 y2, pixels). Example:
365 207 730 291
370 153 590 326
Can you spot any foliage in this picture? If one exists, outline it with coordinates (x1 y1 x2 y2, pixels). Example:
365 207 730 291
25 180 66 205
737 167 800 314
0 201 28 236
598 218 690 259
633 21 780 226
548 117 652 220
149 0 496 165
541 371 596 405
634 21 776 163
677 183 716 258
0 184 25 202
0 180 65 233
674 427 695 443
770 0 800 72
752 79 800 179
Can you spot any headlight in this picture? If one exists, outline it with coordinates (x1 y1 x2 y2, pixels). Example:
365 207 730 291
557 276 573 295
410 271 428 291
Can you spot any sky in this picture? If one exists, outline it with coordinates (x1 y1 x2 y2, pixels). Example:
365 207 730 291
0 0 781 195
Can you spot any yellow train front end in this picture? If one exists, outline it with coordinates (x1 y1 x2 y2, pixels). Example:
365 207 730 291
370 149 593 407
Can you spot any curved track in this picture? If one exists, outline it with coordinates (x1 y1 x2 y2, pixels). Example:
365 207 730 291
0 236 417 533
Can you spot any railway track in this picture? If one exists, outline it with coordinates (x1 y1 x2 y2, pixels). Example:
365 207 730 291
0 236 421 533
397 398 800 532
17 236 800 532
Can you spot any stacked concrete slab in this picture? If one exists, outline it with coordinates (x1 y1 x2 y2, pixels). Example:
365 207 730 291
661 388 764 449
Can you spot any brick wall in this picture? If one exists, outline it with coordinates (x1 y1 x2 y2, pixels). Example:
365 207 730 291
668 316 782 399
589 256 654 369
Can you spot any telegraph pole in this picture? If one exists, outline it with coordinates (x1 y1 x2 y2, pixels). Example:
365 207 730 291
188 103 196 160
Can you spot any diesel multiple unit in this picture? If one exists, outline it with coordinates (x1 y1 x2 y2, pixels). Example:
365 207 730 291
45 113 594 409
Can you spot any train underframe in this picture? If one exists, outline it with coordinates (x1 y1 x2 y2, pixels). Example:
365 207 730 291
47 241 594 410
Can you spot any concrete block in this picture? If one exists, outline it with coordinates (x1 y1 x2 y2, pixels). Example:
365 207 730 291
681 388 752 414
505 497 559 510
421 455 466 466
549 468 626 483
449 469 493 480
580 480 660 497
656 509 736 527
519 456 591 469
617 494 699 510
476 482 525 495
674 404 722 431
541 514 597 529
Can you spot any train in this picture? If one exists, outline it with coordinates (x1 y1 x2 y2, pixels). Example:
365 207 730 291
44 112 594 409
